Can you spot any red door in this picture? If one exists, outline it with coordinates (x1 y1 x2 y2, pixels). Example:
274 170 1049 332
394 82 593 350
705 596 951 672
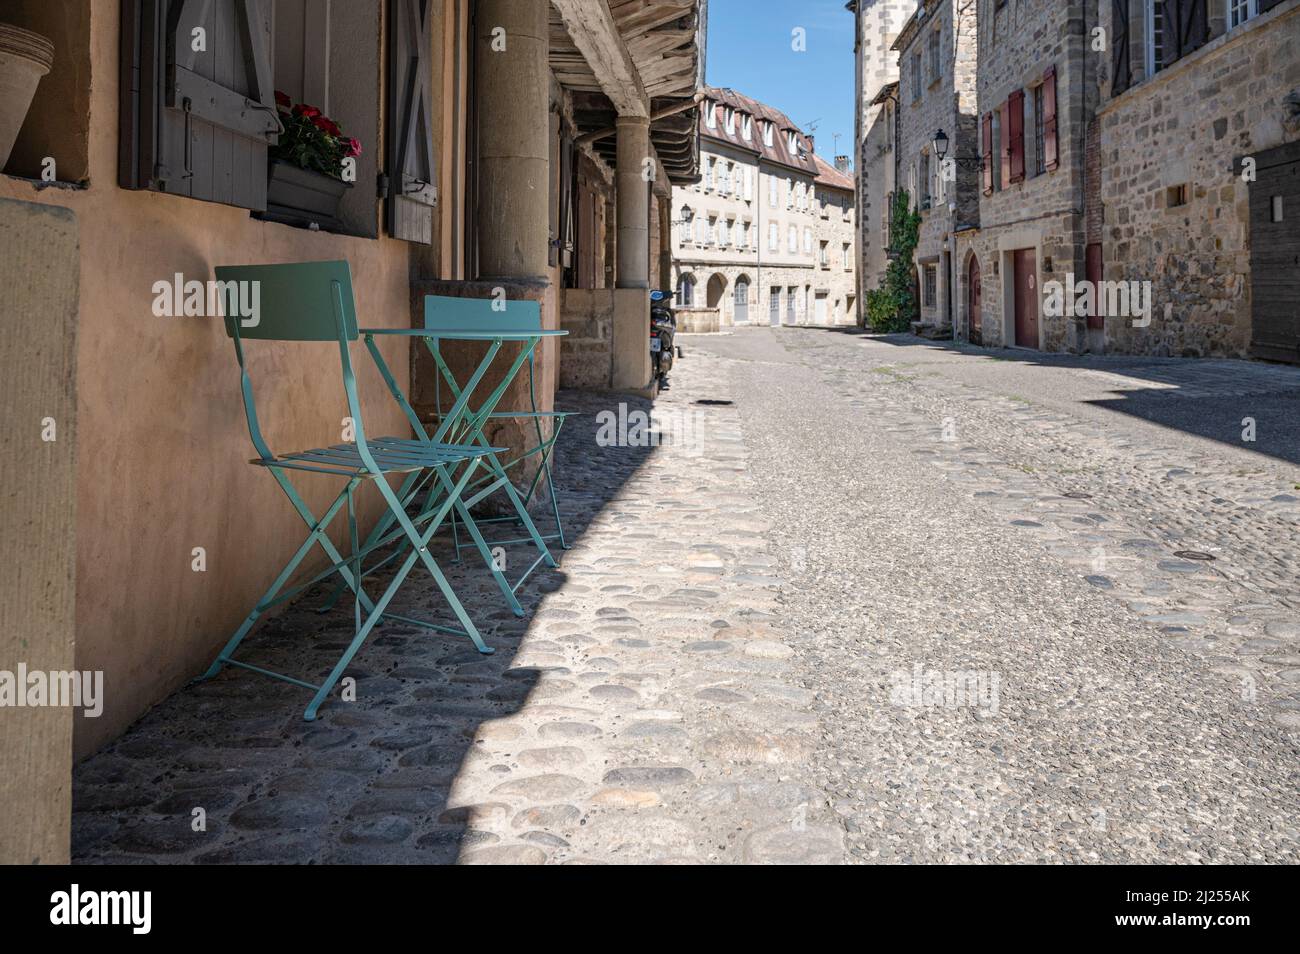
1085 243 1104 330
967 257 982 344
1013 249 1039 348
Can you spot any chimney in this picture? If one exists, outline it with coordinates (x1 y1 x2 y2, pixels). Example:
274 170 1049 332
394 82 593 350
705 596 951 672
834 155 851 174
806 134 814 152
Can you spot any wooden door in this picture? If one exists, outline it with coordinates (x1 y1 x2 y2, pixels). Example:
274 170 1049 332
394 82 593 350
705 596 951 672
1013 248 1039 348
967 257 982 343
1249 142 1300 363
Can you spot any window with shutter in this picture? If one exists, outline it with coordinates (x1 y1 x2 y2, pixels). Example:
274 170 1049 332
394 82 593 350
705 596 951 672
120 0 280 211
982 111 993 194
1160 0 1209 65
1111 0 1133 95
1008 89 1026 183
386 0 436 244
1042 67 1058 171
1000 101 1011 190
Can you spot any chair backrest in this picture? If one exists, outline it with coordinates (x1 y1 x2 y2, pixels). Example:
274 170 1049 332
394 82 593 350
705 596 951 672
216 260 358 341
423 294 541 333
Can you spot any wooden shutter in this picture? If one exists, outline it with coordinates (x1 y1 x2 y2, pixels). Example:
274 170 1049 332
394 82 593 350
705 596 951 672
558 131 575 271
1043 67 1059 171
386 0 436 243
982 111 993 194
1008 89 1026 183
999 101 1011 190
120 0 279 210
1161 0 1209 65
1111 0 1132 95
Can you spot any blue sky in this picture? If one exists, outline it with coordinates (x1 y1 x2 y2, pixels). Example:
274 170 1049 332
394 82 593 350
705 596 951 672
705 0 856 163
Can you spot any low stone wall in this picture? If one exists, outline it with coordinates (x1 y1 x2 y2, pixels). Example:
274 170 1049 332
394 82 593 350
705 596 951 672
677 307 721 333
559 287 615 390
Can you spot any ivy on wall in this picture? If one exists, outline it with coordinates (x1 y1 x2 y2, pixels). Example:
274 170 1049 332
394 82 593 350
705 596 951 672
866 189 922 333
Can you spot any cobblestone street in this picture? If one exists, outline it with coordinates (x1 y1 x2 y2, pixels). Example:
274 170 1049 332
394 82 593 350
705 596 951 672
73 328 1300 864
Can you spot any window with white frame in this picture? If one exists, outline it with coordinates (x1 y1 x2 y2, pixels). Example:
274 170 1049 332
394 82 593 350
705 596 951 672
1145 0 1167 76
695 218 706 243
744 166 753 201
678 275 695 307
705 158 714 190
788 130 799 153
725 107 736 134
786 177 793 208
742 115 752 140
720 218 731 246
769 173 778 207
763 121 774 146
707 217 717 244
819 240 829 267
705 101 716 128
769 221 778 250
1228 0 1258 29
788 224 797 252
803 227 813 253
719 162 730 193
735 220 745 246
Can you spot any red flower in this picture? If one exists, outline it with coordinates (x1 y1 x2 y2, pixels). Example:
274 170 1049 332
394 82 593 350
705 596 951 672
344 137 362 158
293 103 321 119
312 115 341 137
274 89 291 110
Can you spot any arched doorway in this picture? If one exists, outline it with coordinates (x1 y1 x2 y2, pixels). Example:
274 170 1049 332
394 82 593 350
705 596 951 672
967 256 982 344
734 276 750 324
706 273 727 309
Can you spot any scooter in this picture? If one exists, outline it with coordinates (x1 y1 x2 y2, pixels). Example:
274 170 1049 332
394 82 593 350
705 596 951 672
649 289 677 387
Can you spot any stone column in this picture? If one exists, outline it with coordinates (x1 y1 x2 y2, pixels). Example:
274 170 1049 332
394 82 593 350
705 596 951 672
475 0 549 280
615 115 651 288
611 116 654 392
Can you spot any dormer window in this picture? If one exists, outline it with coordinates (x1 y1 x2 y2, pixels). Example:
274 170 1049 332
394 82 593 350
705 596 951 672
741 115 752 140
705 101 717 128
724 107 736 134
788 130 799 153
763 121 774 146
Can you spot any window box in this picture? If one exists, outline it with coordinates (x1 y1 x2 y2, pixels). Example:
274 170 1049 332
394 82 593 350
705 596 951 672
259 159 352 231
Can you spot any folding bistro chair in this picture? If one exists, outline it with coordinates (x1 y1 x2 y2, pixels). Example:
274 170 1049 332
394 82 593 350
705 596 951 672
416 297 572 553
200 261 499 720
321 296 569 619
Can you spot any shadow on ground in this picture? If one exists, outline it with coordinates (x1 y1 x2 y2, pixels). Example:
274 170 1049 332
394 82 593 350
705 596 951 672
71 388 659 864
806 327 1300 468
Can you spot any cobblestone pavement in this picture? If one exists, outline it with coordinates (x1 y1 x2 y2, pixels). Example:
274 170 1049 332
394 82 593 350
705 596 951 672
73 327 1300 864
690 328 1300 863
73 352 835 864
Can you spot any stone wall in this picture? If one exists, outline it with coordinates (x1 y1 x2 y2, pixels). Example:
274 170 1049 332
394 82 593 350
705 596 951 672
559 287 616 389
1097 0 1300 358
965 0 1095 351
896 0 980 328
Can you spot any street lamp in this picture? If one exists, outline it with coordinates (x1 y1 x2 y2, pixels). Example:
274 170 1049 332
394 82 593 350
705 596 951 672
932 129 949 161
674 204 694 226
931 129 983 170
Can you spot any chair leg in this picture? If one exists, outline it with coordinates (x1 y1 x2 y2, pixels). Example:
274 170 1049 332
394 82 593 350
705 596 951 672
202 480 356 680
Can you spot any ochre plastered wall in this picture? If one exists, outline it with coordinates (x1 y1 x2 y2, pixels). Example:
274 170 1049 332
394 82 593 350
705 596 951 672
0 0 449 757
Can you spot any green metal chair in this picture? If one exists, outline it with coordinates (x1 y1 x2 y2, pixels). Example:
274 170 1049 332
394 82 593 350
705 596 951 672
322 296 570 619
200 261 499 721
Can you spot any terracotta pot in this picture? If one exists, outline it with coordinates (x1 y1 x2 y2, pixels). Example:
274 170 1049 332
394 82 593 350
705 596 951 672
0 23 54 172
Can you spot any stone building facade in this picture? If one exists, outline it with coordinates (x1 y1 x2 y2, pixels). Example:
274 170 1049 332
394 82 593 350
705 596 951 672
671 87 858 329
1097 0 1300 359
849 0 919 306
953 0 1099 352
850 0 1300 360
894 0 980 333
